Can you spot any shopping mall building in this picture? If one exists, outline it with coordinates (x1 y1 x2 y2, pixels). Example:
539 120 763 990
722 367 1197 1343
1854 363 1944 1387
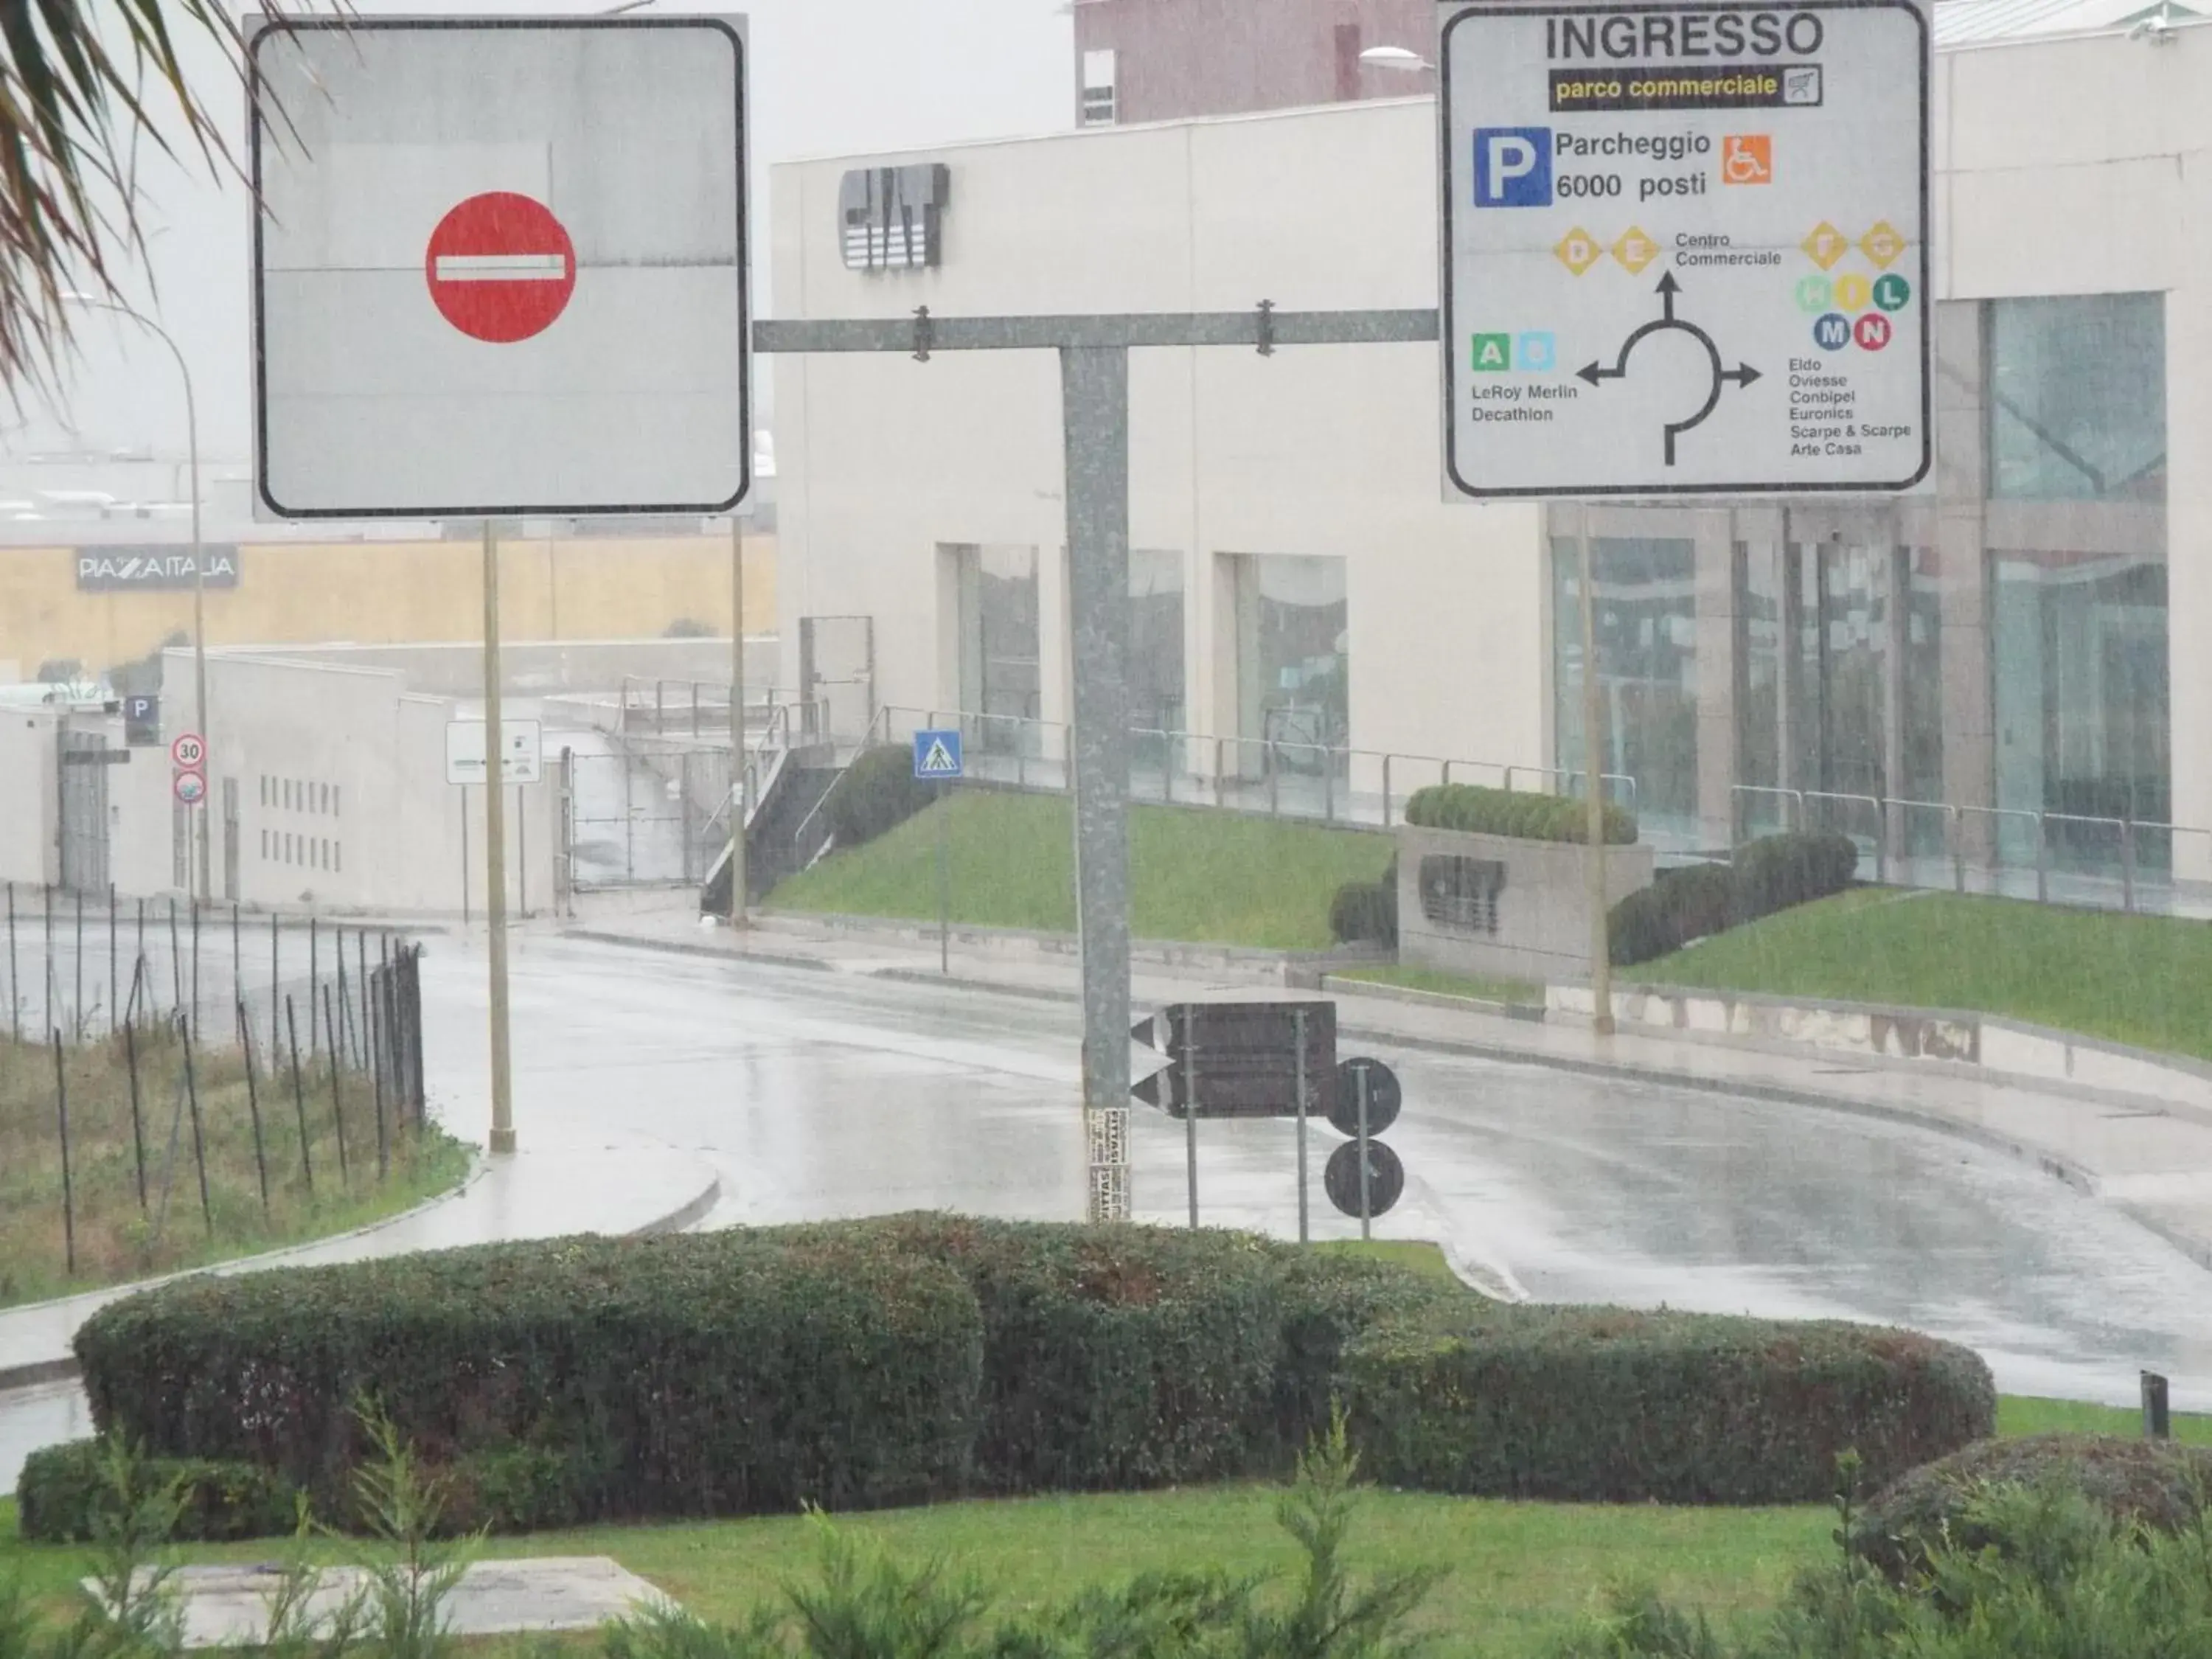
770 0 2205 890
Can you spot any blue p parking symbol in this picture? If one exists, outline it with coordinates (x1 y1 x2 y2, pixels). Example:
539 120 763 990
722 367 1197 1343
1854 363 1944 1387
1473 128 1551 206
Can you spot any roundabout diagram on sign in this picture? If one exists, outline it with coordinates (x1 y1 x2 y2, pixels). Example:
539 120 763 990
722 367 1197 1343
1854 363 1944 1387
1575 273 1760 467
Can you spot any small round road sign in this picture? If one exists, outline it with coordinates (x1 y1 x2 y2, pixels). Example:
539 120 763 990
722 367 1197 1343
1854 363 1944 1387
1324 1140 1405 1220
425 192 578 344
173 768 207 807
1328 1056 1402 1137
170 732 205 769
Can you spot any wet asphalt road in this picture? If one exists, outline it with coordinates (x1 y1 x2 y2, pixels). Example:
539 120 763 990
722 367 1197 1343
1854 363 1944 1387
7 928 2211 1484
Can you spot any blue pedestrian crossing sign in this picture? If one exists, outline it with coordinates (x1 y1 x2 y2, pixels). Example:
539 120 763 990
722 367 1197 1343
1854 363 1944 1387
914 728 964 780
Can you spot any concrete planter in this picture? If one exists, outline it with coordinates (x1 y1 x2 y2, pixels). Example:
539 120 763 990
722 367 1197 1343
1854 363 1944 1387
1396 824 1652 984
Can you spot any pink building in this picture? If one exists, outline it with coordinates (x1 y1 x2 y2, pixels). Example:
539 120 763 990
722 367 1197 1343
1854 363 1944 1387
1072 0 1434 125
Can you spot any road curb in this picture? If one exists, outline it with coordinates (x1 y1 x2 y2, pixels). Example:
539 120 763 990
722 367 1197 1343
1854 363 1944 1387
566 928 835 974
0 1158 725 1398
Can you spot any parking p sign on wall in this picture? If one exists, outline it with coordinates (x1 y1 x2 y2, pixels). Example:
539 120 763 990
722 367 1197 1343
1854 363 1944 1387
248 15 750 519
1438 0 1930 498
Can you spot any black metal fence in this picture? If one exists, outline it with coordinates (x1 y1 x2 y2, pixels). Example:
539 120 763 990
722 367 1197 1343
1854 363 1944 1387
0 883 430 1287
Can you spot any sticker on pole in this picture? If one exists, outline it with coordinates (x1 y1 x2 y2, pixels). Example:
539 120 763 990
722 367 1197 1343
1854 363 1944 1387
914 728 964 780
1437 0 1930 497
170 732 206 769
425 192 578 344
173 768 207 806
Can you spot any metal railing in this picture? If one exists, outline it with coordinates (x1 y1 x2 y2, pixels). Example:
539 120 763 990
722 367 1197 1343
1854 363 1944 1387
871 706 1635 831
616 679 825 743
1730 784 2212 917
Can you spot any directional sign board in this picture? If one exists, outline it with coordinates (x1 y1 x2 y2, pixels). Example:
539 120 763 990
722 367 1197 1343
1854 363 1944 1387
446 719 544 786
1439 0 1930 496
248 15 750 518
914 729 964 781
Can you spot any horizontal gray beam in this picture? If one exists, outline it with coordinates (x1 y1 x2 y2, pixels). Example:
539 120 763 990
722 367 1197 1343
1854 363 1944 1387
754 309 1440 355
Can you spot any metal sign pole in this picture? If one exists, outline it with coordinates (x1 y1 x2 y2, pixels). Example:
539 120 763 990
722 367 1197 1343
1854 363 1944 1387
1294 1005 1310 1245
729 514 748 928
1579 508 1615 1036
1062 344 1134 1224
936 785 950 976
1183 1015 1199 1230
481 521 516 1155
1357 1063 1373 1242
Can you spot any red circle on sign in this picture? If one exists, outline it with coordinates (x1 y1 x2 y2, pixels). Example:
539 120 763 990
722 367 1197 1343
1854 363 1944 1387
1853 313 1892 352
424 192 577 344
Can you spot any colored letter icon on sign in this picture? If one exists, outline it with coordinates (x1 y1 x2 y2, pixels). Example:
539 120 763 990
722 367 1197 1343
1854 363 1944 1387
1471 333 1511 370
1554 228 1601 274
1813 313 1851 351
1854 313 1893 351
1832 273 1871 312
1517 331 1556 371
1795 275 1833 313
1874 273 1911 312
1473 128 1551 206
914 728 964 780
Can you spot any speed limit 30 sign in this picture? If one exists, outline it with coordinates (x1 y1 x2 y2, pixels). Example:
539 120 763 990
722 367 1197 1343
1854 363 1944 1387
170 732 206 770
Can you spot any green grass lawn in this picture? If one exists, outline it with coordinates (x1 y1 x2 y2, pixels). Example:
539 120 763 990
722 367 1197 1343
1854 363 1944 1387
7 1389 2203 1656
1335 964 1547 1007
0 1488 1826 1659
1635 888 2212 1062
769 791 1391 952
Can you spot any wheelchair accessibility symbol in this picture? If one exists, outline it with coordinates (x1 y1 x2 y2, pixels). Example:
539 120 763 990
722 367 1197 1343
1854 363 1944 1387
1722 135 1772 185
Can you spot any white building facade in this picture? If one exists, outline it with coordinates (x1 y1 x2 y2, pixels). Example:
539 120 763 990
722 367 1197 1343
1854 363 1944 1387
773 14 2205 891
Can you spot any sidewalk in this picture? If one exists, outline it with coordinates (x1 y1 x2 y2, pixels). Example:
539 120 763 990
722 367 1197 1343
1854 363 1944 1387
0 1146 720 1391
574 905 2212 1276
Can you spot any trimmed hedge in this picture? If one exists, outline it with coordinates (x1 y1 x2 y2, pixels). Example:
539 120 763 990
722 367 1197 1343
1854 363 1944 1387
1404 784 1636 846
17 1439 301 1543
1610 832 1860 967
824 743 939 851
1852 1433 2212 1581
762 1216 1336 1492
1329 881 1397 948
1340 1303 1994 1504
49 1217 1994 1540
72 1232 984 1525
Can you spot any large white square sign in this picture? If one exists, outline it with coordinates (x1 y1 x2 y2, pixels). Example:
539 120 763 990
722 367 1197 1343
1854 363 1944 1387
249 16 750 518
1439 1 1929 498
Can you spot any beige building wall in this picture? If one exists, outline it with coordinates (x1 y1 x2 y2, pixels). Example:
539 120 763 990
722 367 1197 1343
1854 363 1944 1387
0 532 776 685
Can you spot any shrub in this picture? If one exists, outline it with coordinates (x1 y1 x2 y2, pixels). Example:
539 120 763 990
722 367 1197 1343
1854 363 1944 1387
72 1232 984 1526
1607 832 1860 968
1340 1303 1993 1504
765 1215 1293 1493
1733 830 1859 921
824 744 939 850
1328 880 1397 948
1609 861 1737 966
1851 1433 2212 1581
17 1439 300 1543
1403 783 1636 846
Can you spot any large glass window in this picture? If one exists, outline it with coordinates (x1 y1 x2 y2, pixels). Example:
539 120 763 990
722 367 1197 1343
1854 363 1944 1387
951 543 1040 757
1232 554 1347 784
1552 536 1697 844
1988 294 2165 503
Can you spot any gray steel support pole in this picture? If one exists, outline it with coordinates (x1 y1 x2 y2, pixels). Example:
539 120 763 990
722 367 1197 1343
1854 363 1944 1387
729 515 748 928
1357 1065 1373 1242
1183 1019 1199 1230
1294 1006 1310 1245
936 788 950 976
482 521 516 1155
1579 512 1615 1035
1062 345 1133 1224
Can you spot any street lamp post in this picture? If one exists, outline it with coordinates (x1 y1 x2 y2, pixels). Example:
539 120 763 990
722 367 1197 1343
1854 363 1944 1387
66 295 208 902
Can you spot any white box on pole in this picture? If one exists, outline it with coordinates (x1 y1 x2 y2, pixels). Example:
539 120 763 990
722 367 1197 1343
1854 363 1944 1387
1437 0 1930 498
248 15 751 519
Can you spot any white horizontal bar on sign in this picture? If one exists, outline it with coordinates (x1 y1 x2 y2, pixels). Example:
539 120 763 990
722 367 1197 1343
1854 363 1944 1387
433 254 568 282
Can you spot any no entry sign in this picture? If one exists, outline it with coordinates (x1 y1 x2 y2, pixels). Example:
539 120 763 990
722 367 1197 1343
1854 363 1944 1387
425 192 577 344
248 15 751 519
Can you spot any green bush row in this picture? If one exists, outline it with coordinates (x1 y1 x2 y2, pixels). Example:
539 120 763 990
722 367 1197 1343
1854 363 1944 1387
1402 784 1637 846
1610 832 1860 967
824 744 941 851
17 1439 300 1543
1329 855 1398 947
52 1218 1993 1538
1341 1302 1992 1504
